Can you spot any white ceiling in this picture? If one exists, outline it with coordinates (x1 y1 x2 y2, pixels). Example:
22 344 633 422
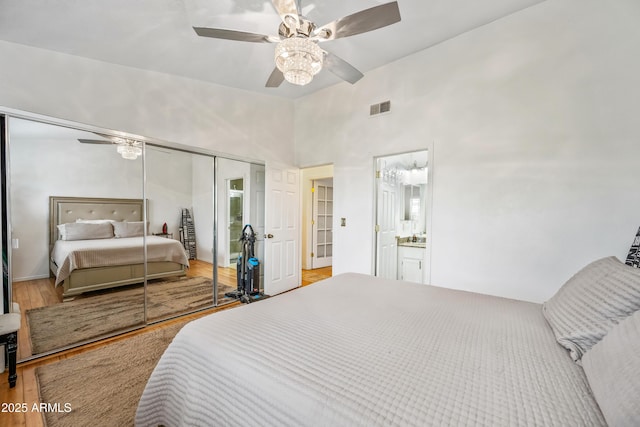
0 0 545 99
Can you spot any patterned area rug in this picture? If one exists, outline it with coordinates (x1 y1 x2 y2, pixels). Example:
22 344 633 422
26 276 233 354
36 320 188 427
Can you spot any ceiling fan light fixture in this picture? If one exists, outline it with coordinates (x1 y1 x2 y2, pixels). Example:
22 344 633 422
274 37 323 86
115 139 142 160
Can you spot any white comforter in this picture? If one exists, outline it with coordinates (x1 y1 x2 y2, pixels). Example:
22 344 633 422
51 236 189 285
136 273 605 426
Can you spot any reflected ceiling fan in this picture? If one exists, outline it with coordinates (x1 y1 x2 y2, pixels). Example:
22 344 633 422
78 134 143 160
193 0 401 87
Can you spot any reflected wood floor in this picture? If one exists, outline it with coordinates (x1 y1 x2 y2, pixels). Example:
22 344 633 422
12 260 216 360
1 264 332 427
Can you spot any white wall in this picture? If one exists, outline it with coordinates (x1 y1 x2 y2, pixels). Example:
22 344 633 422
0 40 294 165
295 0 640 303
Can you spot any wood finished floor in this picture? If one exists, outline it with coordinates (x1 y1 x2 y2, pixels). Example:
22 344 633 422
1 265 331 427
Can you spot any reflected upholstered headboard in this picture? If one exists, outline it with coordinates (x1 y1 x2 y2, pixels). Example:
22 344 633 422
49 196 145 249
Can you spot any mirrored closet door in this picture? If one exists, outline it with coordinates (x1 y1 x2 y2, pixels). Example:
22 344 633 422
215 158 265 304
3 112 267 362
144 145 215 323
8 117 146 360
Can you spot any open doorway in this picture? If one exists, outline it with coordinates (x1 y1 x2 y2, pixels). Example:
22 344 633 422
301 165 333 283
374 150 432 284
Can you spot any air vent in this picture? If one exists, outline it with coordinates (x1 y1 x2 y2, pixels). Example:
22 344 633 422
369 100 391 117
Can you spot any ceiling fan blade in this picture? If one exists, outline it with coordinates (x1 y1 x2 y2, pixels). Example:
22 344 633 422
314 1 401 41
271 0 300 24
193 27 274 43
78 139 113 145
265 67 285 88
323 51 364 84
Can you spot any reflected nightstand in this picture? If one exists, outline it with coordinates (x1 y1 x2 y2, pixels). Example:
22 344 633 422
153 232 173 239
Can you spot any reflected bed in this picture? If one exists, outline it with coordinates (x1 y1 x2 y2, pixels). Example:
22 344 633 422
49 196 188 300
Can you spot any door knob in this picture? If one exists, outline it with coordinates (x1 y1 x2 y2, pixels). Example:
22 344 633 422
266 234 274 239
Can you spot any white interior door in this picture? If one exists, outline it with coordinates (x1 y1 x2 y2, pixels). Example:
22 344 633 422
311 180 333 269
375 160 398 280
263 162 300 295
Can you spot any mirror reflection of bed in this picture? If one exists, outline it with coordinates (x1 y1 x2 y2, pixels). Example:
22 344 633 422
49 197 188 301
8 120 199 360
7 117 266 362
8 119 149 359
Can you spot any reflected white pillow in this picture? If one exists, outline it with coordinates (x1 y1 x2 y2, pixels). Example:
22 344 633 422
76 218 118 224
57 222 114 241
112 221 147 238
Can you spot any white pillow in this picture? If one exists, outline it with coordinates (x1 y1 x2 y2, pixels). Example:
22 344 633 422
112 221 147 238
582 309 640 426
542 256 640 362
76 218 117 224
57 222 114 241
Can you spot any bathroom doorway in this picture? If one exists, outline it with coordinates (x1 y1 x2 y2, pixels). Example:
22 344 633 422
373 150 432 284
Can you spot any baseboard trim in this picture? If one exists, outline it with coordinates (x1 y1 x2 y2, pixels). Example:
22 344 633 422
13 274 50 282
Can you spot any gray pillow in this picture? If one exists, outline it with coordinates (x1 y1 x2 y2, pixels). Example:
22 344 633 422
582 309 640 426
57 222 114 241
542 256 640 362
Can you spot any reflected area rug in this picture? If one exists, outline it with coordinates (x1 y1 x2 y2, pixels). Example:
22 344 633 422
36 320 187 427
26 276 233 354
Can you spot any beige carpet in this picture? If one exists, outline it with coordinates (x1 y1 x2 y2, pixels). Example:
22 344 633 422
27 276 233 354
36 320 187 427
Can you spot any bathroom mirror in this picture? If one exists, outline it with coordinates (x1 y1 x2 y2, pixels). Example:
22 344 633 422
403 185 421 221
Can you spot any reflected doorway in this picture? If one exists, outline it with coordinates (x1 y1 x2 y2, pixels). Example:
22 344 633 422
228 178 244 265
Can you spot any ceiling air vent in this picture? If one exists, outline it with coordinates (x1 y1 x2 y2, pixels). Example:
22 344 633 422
370 100 391 117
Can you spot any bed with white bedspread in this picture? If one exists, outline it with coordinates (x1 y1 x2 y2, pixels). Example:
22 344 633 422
137 262 640 426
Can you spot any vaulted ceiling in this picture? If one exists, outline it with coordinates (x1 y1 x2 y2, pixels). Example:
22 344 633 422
0 0 546 98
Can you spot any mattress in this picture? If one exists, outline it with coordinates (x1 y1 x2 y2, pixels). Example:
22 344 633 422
135 273 605 426
51 236 189 285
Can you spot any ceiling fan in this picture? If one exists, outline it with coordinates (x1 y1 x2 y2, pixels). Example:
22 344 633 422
193 0 401 87
78 134 143 160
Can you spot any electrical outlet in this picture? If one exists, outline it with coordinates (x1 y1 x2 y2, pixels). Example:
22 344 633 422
341 218 346 227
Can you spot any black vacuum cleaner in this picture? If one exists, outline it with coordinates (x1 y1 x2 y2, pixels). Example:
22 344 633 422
225 224 266 303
